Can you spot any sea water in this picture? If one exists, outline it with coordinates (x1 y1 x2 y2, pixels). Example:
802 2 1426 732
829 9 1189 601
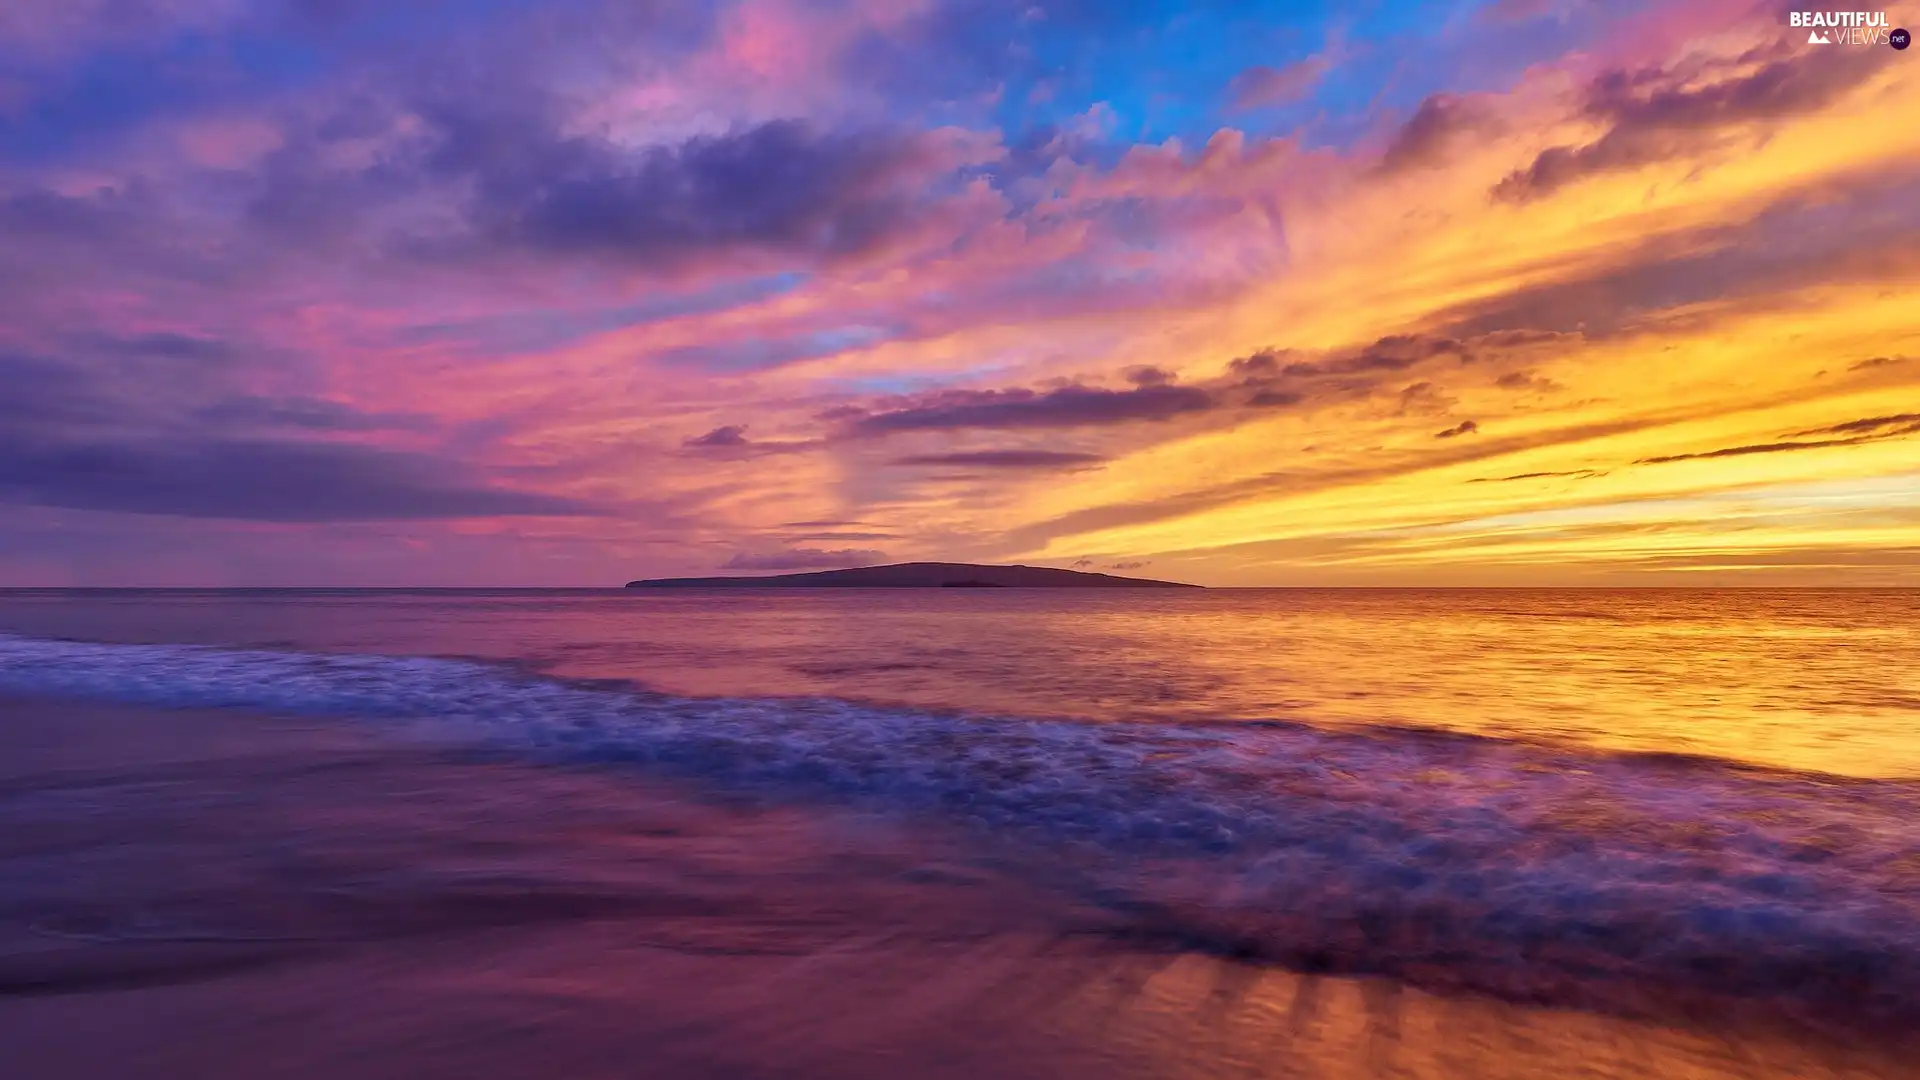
2 587 1916 1027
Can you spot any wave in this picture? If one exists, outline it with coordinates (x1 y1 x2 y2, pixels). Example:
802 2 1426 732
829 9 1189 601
3 632 1918 1029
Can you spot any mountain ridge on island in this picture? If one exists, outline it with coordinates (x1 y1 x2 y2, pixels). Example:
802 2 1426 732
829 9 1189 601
624 562 1201 589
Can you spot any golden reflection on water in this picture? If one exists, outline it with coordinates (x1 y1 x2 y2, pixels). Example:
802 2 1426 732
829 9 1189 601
1079 961 1894 1080
523 589 1920 779
0 588 1915 777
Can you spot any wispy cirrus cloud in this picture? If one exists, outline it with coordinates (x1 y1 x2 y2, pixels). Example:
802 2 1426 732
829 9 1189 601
1493 45 1888 202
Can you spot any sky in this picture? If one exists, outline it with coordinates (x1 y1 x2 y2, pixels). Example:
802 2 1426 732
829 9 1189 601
0 0 1916 586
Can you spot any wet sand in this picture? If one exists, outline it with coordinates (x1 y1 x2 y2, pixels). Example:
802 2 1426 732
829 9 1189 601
0 696 1909 1079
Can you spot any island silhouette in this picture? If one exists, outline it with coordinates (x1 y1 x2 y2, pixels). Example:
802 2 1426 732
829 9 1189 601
625 562 1201 588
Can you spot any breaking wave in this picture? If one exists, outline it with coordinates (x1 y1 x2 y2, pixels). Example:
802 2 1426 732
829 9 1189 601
4 632 1918 1028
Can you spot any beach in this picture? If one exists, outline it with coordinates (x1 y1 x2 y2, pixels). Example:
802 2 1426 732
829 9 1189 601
3 694 1911 1079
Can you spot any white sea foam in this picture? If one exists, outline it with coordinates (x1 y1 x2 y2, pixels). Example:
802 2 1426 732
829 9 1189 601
3 632 1918 1023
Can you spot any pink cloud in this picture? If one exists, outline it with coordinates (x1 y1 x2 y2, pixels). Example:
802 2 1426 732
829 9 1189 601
1227 56 1333 109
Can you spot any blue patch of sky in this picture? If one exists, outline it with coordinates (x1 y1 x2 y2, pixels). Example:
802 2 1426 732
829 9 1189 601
906 0 1643 166
969 1 1470 142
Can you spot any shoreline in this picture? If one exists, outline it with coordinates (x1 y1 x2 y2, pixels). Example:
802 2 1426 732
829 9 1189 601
2 694 1912 1078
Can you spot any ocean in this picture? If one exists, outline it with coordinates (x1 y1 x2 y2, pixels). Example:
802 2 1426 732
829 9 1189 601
2 587 1918 1057
5 588 1915 775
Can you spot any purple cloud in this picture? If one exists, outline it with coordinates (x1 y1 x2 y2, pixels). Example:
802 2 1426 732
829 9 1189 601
195 395 437 434
685 425 751 448
0 435 595 521
846 383 1215 435
1379 94 1488 173
1226 56 1331 110
474 119 974 270
682 425 822 456
1495 49 1883 202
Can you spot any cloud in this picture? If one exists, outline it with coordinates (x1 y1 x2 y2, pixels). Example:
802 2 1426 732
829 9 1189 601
1635 438 1865 465
1279 335 1469 377
1230 333 1558 421
1469 469 1605 483
1633 413 1920 465
1495 370 1560 391
0 348 587 523
1220 337 1481 416
1494 49 1883 202
845 382 1215 435
1434 420 1480 438
71 331 236 363
1226 56 1331 110
1439 174 1920 339
1785 413 1920 439
685 425 750 448
195 395 436 434
1849 357 1907 372
1401 382 1458 415
999 414 1664 553
1621 548 1920 571
1247 388 1303 407
890 450 1106 469
1229 350 1286 376
0 435 596 522
0 0 252 58
1108 559 1149 570
1379 94 1487 173
468 118 981 271
721 548 886 571
683 425 821 455
0 343 528 521
782 531 898 541
0 352 147 430
226 69 994 285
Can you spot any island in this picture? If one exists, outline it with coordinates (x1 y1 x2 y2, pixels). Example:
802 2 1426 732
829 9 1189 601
625 562 1201 589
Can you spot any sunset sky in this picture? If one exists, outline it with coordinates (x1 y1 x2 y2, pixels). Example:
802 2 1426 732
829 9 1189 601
1 0 1916 586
